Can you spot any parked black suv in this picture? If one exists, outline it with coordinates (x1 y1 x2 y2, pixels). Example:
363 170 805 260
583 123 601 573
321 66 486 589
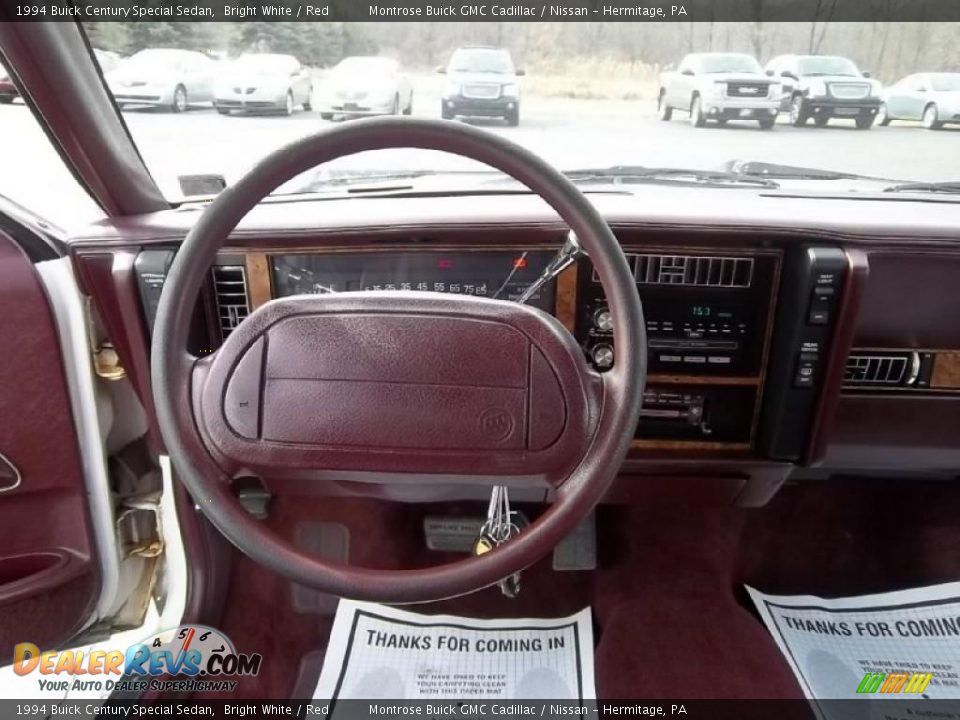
439 46 524 126
765 54 882 129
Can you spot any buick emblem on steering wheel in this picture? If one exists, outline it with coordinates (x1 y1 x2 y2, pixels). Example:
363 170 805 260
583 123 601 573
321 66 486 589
479 407 515 442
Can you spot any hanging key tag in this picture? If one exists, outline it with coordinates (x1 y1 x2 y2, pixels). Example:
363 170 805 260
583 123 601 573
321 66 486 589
472 527 497 556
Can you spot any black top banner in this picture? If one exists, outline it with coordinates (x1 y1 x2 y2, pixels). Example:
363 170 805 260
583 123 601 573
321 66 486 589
4 0 960 22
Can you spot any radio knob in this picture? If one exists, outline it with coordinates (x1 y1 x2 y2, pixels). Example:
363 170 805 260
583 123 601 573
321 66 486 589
591 343 614 369
593 307 614 332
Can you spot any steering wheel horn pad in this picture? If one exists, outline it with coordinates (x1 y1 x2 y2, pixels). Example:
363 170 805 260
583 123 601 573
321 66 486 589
152 117 646 602
198 292 598 485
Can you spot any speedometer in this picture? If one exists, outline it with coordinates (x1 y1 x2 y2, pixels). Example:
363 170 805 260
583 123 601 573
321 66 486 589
270 250 558 312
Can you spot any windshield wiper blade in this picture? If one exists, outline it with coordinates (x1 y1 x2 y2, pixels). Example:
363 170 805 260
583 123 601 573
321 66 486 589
288 168 502 194
565 165 779 189
724 160 878 181
883 181 960 195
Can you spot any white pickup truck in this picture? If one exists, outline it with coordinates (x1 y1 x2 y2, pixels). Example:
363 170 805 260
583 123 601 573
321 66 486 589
658 53 781 129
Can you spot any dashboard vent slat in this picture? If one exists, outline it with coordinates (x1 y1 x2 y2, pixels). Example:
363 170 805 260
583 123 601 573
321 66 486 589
844 352 914 386
633 254 753 288
212 265 250 340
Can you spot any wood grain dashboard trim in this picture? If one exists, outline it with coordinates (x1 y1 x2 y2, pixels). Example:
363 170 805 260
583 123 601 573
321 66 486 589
646 374 760 386
630 439 752 452
245 252 272 310
554 265 578 333
931 352 960 390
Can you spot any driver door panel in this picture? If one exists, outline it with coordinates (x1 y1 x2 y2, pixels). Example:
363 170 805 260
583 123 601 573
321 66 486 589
0 233 99 663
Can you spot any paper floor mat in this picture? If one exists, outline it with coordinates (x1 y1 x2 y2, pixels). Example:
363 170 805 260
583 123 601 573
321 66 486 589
313 600 595 702
749 581 960 717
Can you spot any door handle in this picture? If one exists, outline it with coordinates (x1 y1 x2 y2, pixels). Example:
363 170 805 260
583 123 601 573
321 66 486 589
0 452 21 492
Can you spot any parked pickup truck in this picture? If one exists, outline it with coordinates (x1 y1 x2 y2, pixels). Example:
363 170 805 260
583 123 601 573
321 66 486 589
658 53 781 129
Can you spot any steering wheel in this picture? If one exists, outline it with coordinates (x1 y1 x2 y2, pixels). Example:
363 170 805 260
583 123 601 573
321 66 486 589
152 117 646 603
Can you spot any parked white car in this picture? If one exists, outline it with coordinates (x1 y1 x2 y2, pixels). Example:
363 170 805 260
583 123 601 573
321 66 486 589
318 57 413 120
93 49 120 75
658 53 781 129
106 48 216 112
878 72 960 130
214 54 313 116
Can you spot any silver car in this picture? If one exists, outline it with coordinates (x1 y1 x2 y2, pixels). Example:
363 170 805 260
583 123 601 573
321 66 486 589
318 57 413 120
106 48 216 113
214 54 313 116
878 73 960 130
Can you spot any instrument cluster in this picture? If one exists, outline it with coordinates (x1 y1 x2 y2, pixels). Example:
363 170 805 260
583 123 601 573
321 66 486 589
270 250 559 313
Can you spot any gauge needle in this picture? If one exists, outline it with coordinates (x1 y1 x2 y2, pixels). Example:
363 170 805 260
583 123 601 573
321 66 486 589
514 231 583 304
491 251 529 300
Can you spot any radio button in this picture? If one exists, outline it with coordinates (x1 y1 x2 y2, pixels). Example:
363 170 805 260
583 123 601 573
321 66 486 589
593 307 614 332
591 343 615 369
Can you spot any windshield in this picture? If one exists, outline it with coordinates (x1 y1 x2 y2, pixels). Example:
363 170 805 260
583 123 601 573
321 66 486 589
335 57 396 76
122 49 188 70
930 74 960 91
231 55 297 74
34 20 956 209
448 48 514 74
699 54 761 74
797 56 861 77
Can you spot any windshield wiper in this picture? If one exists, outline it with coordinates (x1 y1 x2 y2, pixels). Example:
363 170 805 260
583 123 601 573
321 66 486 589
565 165 779 189
287 169 503 195
883 181 960 195
724 160 878 181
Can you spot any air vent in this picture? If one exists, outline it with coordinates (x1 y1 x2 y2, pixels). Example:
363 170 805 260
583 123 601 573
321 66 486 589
844 352 917 386
634 254 754 287
212 265 250 340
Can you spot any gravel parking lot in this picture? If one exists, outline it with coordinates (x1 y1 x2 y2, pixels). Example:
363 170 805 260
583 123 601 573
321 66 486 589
1 86 957 228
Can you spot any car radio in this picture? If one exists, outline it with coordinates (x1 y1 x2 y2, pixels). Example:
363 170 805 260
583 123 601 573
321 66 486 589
576 251 779 376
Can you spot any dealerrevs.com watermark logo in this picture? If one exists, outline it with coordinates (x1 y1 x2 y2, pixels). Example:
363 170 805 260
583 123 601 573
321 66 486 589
13 625 262 693
856 671 934 694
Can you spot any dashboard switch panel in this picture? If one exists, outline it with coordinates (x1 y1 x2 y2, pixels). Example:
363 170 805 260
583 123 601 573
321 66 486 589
759 246 849 461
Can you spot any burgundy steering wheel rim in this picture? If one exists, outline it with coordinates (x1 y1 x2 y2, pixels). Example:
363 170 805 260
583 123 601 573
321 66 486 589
151 117 646 603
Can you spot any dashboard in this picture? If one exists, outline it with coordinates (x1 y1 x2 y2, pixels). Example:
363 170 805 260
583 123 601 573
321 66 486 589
131 240 823 458
66 187 960 504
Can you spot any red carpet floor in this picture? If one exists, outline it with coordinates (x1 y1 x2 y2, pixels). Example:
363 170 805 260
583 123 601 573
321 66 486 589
200 478 960 700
